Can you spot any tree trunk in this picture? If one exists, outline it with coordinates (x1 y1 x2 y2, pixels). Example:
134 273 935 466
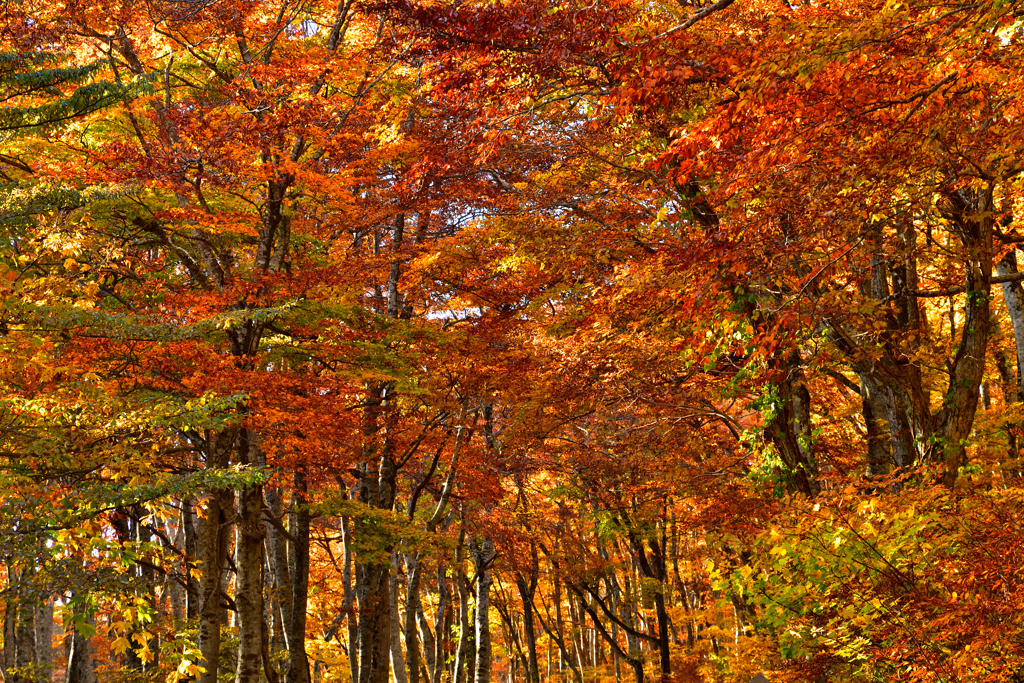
997 250 1024 402
12 569 36 683
471 537 495 683
197 435 234 683
934 187 994 486
341 516 359 683
404 554 423 683
35 600 54 682
356 381 397 683
183 499 200 620
266 486 292 656
859 376 891 476
63 606 95 683
764 351 818 496
357 563 391 683
169 514 186 622
235 431 266 683
432 564 450 683
3 585 15 679
514 559 540 683
453 526 472 683
995 348 1021 471
262 544 282 683
389 552 407 683
286 472 312 683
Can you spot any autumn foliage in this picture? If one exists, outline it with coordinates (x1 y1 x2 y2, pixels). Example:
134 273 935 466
1 1 1023 682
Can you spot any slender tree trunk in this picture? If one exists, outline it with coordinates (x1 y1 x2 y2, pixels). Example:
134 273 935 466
13 593 34 683
286 472 312 683
651 594 670 681
611 620 622 683
183 499 200 621
996 250 1024 396
3 582 16 679
471 538 495 683
197 436 233 683
342 516 360 683
266 486 292 655
996 251 1024 472
553 576 564 674
169 514 186 622
390 552 407 683
995 348 1021 471
453 526 472 683
415 603 436 683
356 378 400 683
433 563 451 683
387 214 405 319
262 544 282 683
6 567 36 683
404 554 423 683
235 431 266 683
35 600 54 682
514 560 540 683
63 605 95 683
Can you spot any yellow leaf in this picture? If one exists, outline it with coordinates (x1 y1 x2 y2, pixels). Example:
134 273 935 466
111 636 132 655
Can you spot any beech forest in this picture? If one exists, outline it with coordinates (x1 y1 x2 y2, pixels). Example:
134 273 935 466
1 0 1023 681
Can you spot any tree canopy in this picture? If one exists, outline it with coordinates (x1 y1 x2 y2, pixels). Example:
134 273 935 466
2 1 1023 682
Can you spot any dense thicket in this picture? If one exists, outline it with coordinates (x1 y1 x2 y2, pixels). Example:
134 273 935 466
2 1 1023 682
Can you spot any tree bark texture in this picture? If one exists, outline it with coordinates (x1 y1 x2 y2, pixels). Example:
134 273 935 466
197 434 234 683
471 537 495 683
235 430 266 683
286 472 312 683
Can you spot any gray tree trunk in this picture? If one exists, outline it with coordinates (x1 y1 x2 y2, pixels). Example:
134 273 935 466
389 552 407 683
934 188 994 486
183 499 200 620
515 555 540 683
286 473 312 683
13 570 36 683
35 600 54 682
235 431 266 683
262 538 282 683
859 376 891 477
169 514 186 622
452 526 472 683
197 437 233 683
471 538 495 683
266 486 292 656
63 608 95 683
355 381 398 683
341 516 359 683
996 250 1024 400
404 554 424 683
3 587 15 679
357 564 391 683
764 351 818 496
431 564 450 683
